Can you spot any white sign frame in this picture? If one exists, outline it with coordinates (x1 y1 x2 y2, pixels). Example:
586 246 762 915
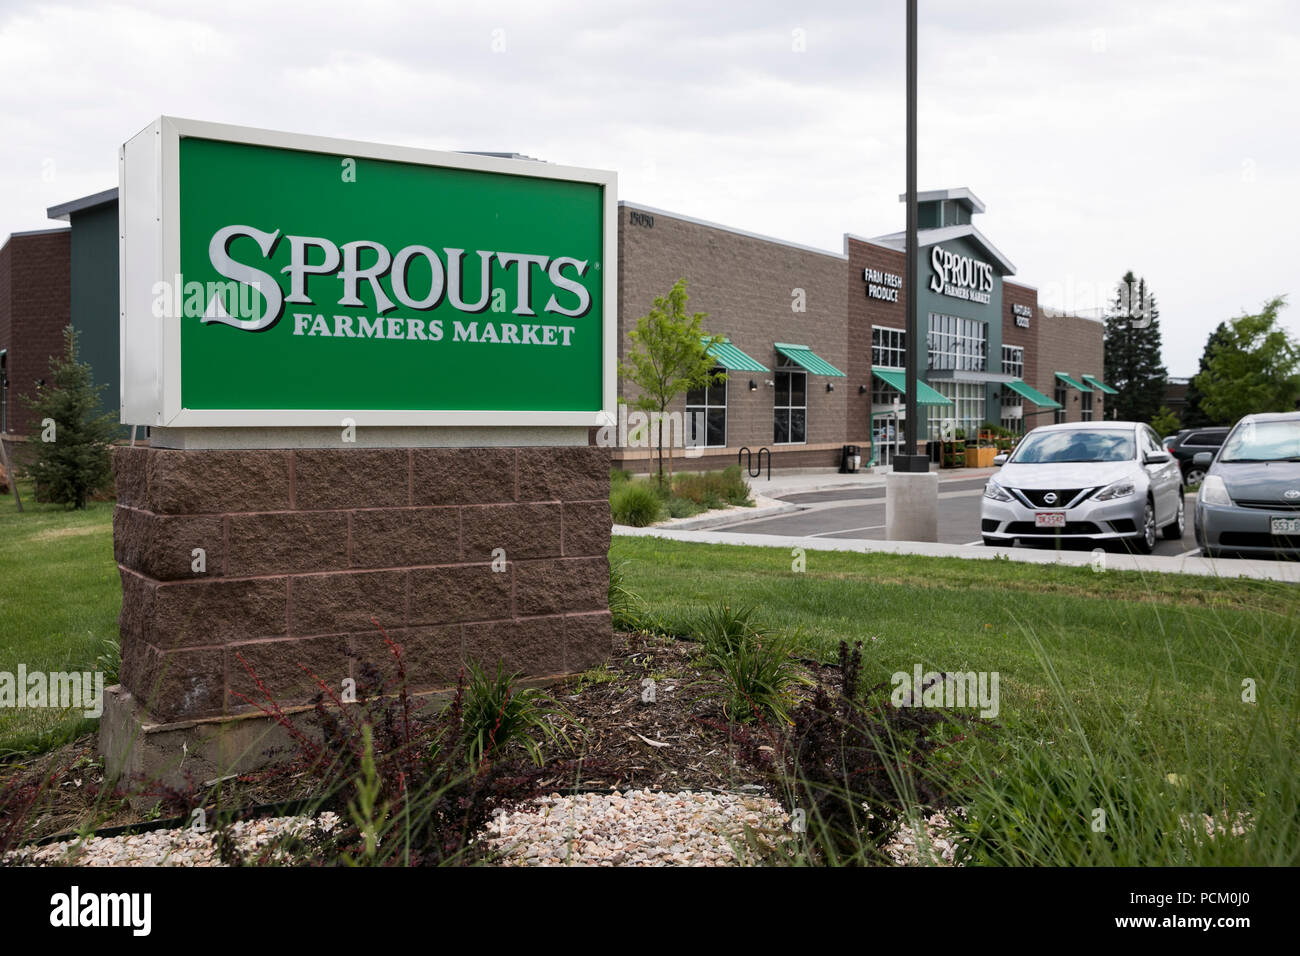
119 116 618 429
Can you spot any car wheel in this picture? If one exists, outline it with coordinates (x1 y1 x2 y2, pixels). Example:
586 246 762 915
1183 467 1207 487
1129 499 1157 554
1161 495 1185 540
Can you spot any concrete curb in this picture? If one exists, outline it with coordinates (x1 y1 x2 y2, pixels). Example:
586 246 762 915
648 501 804 531
612 525 1300 583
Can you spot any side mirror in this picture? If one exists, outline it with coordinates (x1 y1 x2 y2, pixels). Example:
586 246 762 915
1144 451 1172 464
993 453 1008 466
1193 451 1213 467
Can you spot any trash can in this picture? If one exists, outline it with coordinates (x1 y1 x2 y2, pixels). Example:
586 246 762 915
841 444 861 473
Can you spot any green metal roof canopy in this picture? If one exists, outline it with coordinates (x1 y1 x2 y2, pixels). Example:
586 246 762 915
1082 374 1119 395
774 342 846 377
1005 379 1062 409
871 368 953 406
702 337 769 373
1055 372 1091 392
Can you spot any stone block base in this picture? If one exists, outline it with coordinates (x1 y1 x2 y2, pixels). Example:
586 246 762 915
104 443 614 783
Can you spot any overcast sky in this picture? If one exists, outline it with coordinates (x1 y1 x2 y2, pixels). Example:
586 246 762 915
2 0 1297 375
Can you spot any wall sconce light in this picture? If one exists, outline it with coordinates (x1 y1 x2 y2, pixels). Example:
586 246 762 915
1073 393 1079 403
766 380 775 388
826 382 835 392
749 379 757 391
858 385 867 395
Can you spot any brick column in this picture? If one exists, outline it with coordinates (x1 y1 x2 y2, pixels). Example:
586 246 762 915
109 444 611 730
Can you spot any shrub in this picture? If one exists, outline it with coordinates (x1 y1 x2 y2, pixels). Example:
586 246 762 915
732 640 973 865
693 604 808 723
670 468 752 508
611 479 663 526
665 496 703 519
608 561 644 631
460 659 571 768
225 627 549 866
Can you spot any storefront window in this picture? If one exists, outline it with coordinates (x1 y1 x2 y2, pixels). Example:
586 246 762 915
1001 345 1024 378
928 313 987 371
1054 384 1068 424
685 366 727 447
927 381 986 440
1080 390 1093 421
774 367 807 444
1001 393 1023 436
872 326 906 369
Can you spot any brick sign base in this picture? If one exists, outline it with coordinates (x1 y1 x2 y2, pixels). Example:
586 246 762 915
101 443 612 786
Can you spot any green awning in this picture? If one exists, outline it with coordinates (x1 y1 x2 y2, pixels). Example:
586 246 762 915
703 337 769 373
1055 372 1091 392
1005 379 1062 409
871 367 953 406
774 342 846 377
1082 374 1119 395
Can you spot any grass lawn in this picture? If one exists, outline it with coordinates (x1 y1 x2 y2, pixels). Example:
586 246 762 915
2 483 1295 862
0 481 119 756
611 535 1300 863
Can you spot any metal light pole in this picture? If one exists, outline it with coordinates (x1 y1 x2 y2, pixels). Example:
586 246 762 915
895 0 928 473
885 0 938 540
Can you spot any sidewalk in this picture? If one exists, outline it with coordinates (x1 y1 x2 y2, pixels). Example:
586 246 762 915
653 466 999 531
613 524 1300 583
737 465 999 499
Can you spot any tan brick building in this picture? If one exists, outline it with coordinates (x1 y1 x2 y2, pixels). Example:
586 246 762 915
615 188 1114 472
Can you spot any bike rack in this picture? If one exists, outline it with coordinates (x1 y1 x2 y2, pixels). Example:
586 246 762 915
738 446 772 481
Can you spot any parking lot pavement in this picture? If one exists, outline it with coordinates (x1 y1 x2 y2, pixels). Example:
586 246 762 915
706 478 1205 558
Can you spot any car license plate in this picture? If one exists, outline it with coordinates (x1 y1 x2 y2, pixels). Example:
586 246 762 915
1270 516 1300 535
1035 512 1066 528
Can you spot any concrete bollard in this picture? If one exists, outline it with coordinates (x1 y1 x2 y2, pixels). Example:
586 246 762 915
885 471 940 542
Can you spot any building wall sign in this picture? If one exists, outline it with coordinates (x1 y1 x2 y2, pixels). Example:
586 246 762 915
120 117 617 428
1013 303 1032 328
928 246 994 304
864 267 902 303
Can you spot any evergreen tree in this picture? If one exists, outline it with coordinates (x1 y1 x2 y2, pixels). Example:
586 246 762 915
21 326 118 508
1182 322 1235 427
1103 271 1168 422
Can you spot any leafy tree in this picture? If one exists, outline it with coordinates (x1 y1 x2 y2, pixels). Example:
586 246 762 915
1181 322 1233 427
619 279 724 484
1193 296 1299 424
21 326 117 508
1149 406 1181 438
1103 271 1168 422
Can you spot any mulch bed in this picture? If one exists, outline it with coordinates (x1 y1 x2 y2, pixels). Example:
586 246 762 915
1 631 828 847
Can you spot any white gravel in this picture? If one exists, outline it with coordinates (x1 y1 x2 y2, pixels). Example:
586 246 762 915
8 812 340 867
6 792 959 866
484 790 789 866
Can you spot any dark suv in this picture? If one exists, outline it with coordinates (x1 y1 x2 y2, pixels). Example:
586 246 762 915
1166 427 1230 485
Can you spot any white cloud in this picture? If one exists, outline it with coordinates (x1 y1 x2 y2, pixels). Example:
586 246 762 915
1 0 1296 374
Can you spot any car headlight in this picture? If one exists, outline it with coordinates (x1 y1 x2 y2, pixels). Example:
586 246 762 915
1199 475 1232 506
1094 480 1136 501
984 480 1013 502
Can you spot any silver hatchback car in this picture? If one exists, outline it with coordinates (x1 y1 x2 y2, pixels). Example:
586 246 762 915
1194 411 1300 559
981 421 1184 552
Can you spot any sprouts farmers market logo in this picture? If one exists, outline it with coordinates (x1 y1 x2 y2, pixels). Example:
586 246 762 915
929 246 994 304
155 227 594 346
164 135 607 415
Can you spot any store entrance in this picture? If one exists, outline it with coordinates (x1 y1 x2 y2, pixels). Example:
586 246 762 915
871 406 905 467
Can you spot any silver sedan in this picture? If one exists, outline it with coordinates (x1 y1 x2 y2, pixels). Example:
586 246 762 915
981 421 1184 553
